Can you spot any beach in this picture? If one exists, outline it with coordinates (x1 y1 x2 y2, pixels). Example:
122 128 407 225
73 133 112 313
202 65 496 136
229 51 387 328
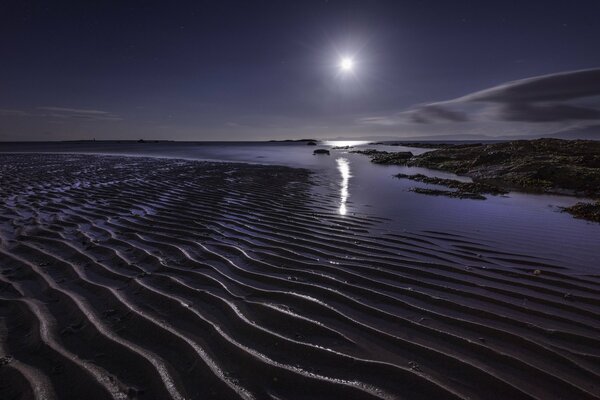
1 152 599 399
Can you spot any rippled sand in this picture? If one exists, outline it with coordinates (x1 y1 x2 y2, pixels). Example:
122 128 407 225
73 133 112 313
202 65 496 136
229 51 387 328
1 154 599 399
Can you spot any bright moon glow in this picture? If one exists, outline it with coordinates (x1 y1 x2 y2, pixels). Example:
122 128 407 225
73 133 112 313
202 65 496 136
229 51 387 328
340 57 354 72
324 140 369 147
336 158 350 215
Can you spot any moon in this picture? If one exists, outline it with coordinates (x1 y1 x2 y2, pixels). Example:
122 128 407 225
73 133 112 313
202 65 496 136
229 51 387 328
339 57 354 72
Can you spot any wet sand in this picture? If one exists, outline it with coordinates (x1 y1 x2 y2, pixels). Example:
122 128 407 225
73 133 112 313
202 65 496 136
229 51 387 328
1 153 599 399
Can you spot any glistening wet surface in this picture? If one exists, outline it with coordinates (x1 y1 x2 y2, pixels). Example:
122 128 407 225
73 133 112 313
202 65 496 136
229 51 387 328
0 153 599 399
1 140 598 273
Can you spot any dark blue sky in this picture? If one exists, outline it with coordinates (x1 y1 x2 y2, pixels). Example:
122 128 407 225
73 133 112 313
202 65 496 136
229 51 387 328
2 0 600 140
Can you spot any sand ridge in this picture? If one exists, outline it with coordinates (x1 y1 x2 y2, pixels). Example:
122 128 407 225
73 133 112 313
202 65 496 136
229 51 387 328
0 154 599 399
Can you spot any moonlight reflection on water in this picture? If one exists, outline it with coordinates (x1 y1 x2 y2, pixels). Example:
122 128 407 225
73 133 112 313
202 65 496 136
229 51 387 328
336 157 351 215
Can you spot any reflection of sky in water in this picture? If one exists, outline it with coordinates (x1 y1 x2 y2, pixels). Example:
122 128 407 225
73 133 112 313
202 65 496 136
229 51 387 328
336 158 350 215
1 140 598 271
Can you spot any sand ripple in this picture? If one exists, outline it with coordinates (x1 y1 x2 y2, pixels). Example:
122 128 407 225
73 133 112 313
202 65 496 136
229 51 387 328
0 154 599 399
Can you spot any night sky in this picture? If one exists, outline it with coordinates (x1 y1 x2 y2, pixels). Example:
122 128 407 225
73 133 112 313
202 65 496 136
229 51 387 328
1 0 600 141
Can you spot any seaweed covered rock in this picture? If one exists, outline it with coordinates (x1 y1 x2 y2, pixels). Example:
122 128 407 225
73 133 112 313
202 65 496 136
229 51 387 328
350 139 600 219
410 188 487 200
405 139 600 197
561 201 600 223
395 173 508 199
350 149 413 164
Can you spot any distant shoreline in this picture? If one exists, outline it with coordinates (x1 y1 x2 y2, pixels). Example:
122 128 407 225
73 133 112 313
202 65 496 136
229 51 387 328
2 136 598 144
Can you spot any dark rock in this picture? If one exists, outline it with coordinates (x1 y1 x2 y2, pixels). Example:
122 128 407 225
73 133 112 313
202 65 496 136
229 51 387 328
371 141 482 149
561 201 600 223
395 173 508 197
401 142 482 149
410 188 487 200
404 139 600 197
350 149 385 156
306 141 317 146
313 149 330 155
352 138 600 221
371 152 413 164
350 149 413 164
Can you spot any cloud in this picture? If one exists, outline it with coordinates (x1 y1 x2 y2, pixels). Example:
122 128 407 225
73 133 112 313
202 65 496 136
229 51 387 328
0 109 28 117
0 106 122 121
38 106 114 115
406 104 468 123
459 68 600 104
357 105 467 126
357 116 403 126
37 106 122 121
457 68 600 123
496 102 600 122
361 68 600 129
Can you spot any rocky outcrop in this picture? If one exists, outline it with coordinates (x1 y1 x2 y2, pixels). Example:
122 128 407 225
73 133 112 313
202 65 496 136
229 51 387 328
352 139 600 221
410 188 487 200
355 139 600 197
350 149 413 164
313 149 330 155
561 201 600 222
395 173 508 199
406 139 600 197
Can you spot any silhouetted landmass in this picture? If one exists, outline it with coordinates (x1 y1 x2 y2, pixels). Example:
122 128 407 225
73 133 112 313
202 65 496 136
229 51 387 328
368 141 484 148
137 139 174 143
399 142 482 149
368 141 449 148
268 139 318 142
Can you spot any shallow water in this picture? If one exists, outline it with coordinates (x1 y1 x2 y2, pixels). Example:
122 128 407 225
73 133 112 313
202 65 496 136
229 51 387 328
1 140 599 272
